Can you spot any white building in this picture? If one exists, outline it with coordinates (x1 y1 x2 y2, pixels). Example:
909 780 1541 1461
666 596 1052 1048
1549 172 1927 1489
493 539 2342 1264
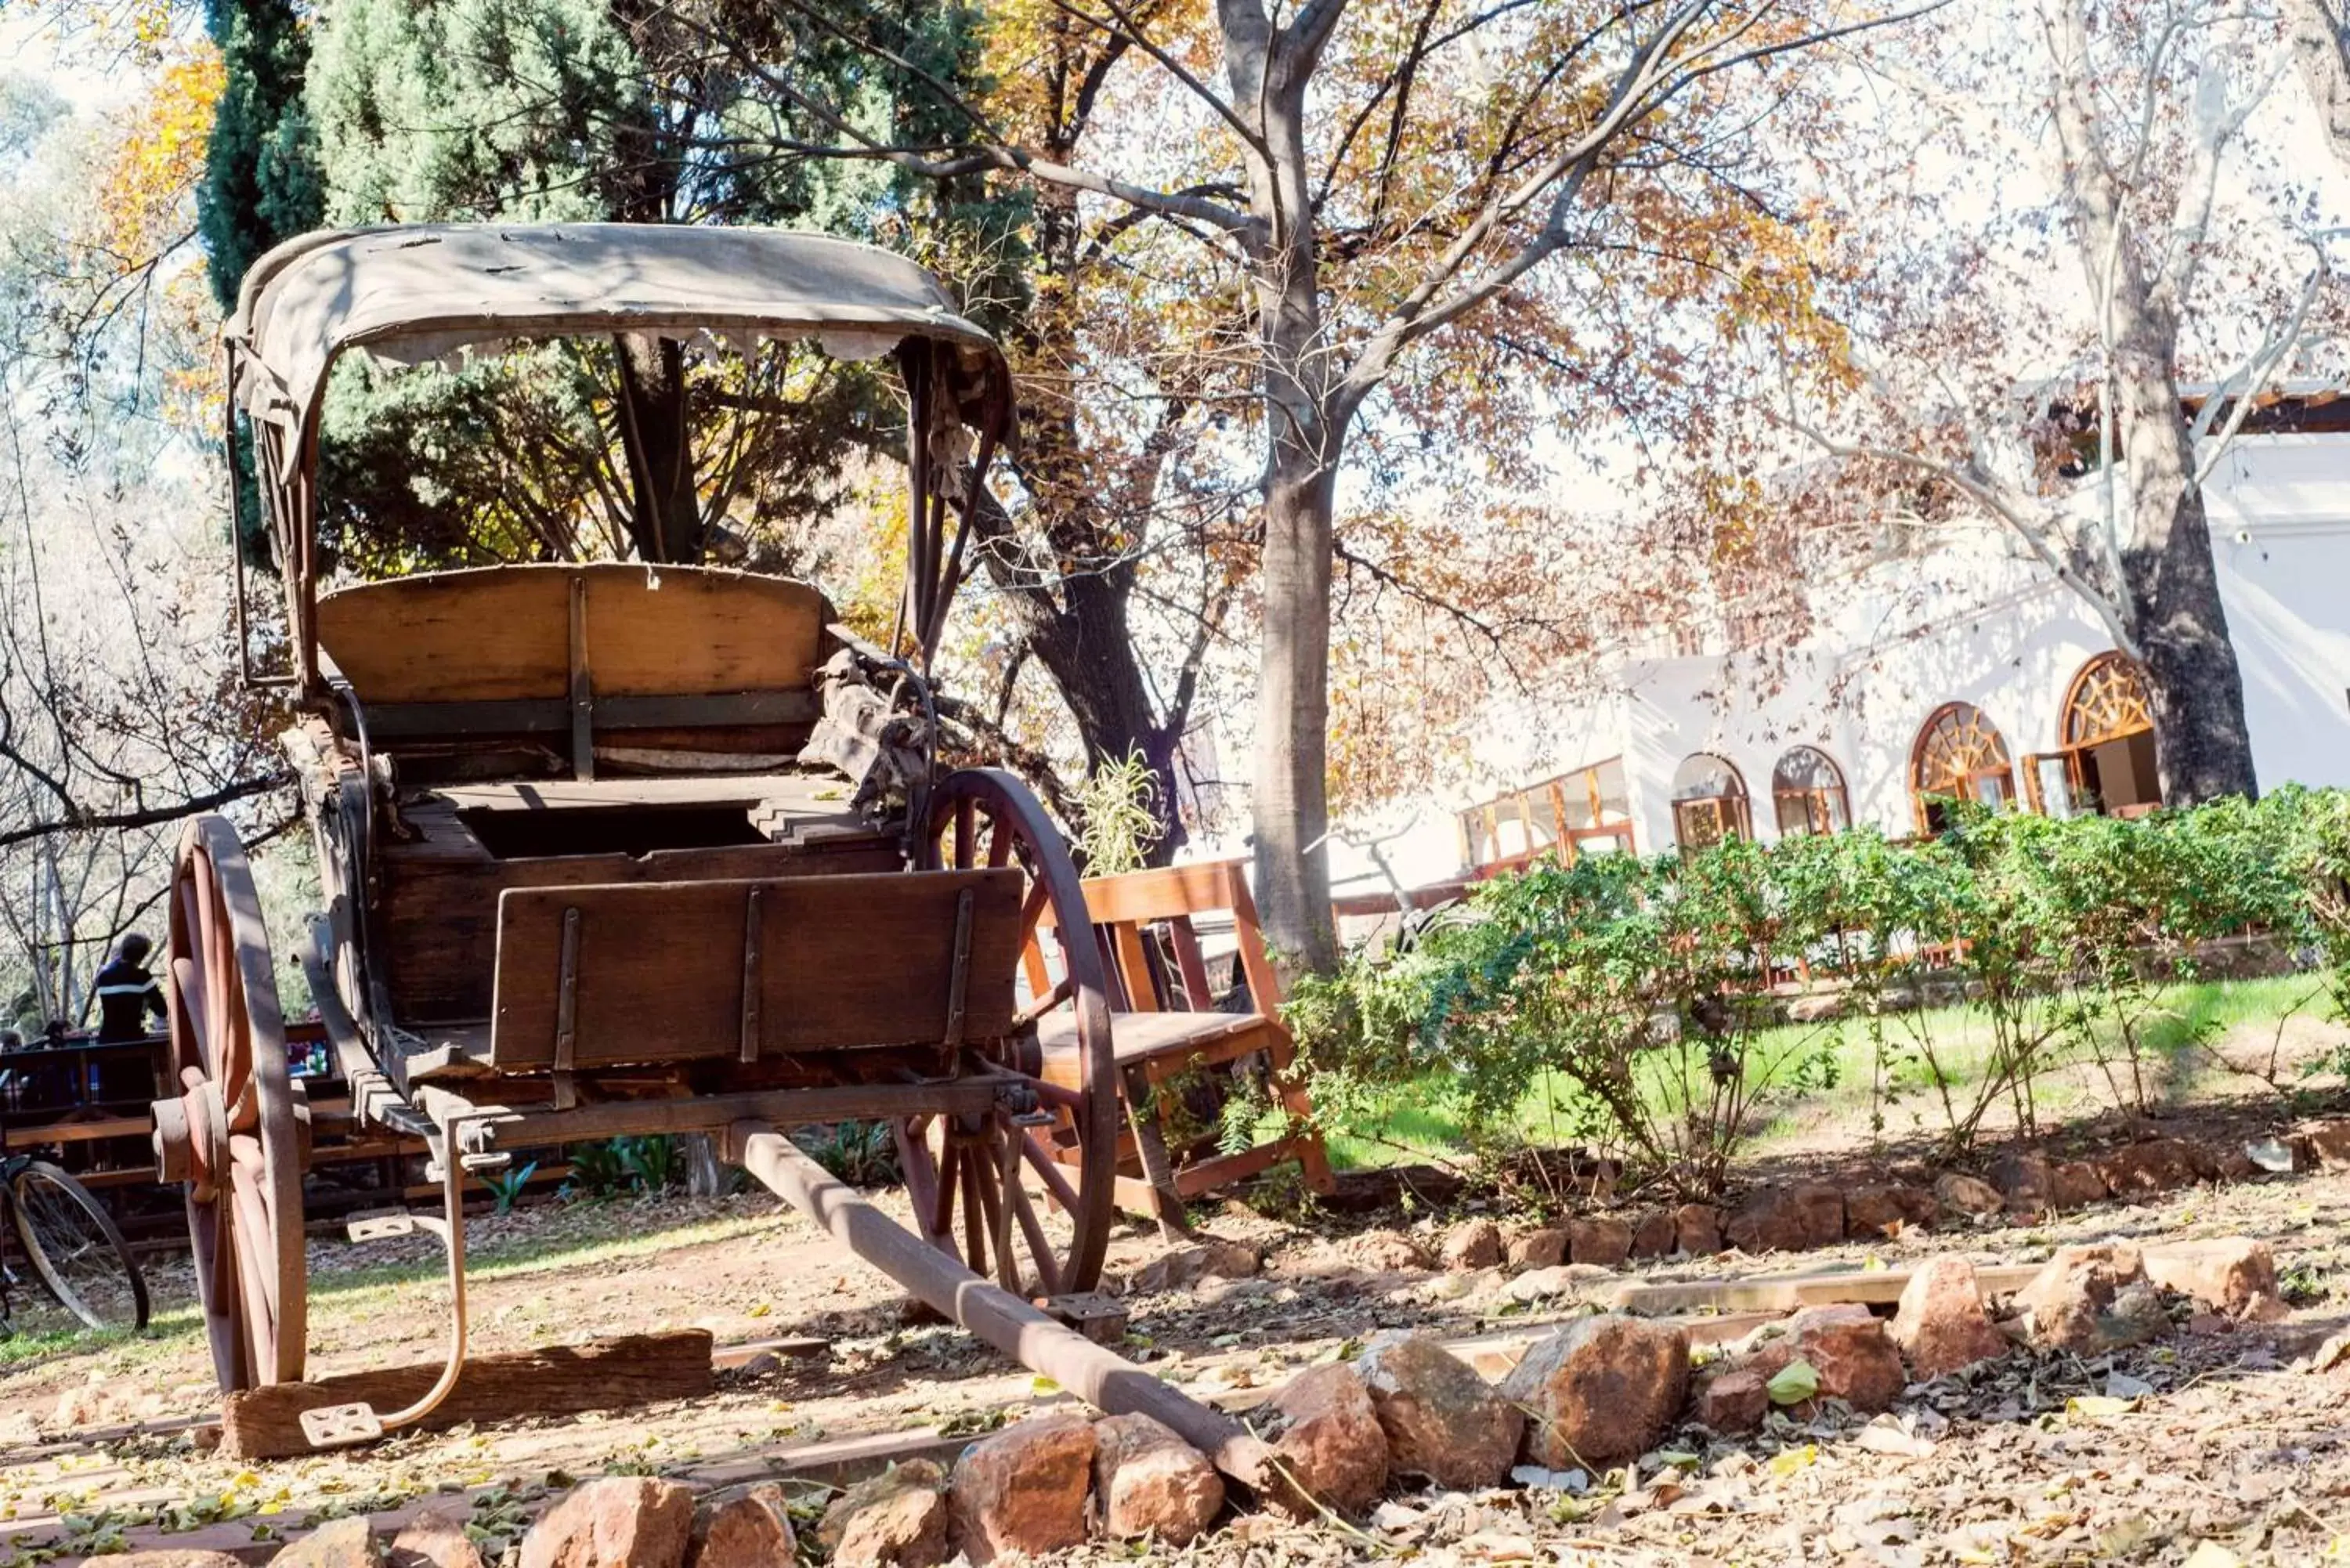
1389 411 2350 894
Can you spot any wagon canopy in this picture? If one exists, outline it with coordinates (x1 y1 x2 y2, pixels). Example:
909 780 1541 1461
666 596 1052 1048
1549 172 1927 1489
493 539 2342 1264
226 223 1014 691
228 223 1004 435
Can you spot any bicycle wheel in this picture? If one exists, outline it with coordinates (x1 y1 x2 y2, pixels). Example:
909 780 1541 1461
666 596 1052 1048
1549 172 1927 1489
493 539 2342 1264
7 1161 150 1331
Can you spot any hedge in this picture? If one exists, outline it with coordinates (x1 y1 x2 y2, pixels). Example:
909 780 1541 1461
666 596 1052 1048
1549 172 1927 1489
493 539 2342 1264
1287 786 2350 1196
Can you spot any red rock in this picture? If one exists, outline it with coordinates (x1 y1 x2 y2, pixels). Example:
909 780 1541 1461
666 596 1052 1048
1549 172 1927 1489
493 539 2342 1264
1093 1413 1223 1545
1844 1184 1936 1239
1354 1331 1524 1490
1890 1256 2010 1378
1751 1306 1905 1413
2143 1238 2279 1314
1505 1227 1567 1270
1264 1364 1389 1518
2014 1243 2148 1353
1568 1216 1634 1269
1629 1209 1678 1259
273 1519 378 1568
85 1555 250 1568
949 1414 1096 1564
2050 1161 2110 1209
2303 1120 2350 1169
2243 1293 2293 1323
1346 1230 1432 1272
521 1478 696 1568
1675 1203 1723 1256
1724 1184 1842 1254
1442 1219 1504 1272
818 1460 950 1568
1132 1239 1260 1292
1691 1367 1767 1433
2207 1144 2260 1183
1933 1172 2005 1219
689 1486 796 1568
1498 1314 1690 1469
392 1508 487 1568
2096 1139 2200 1198
1987 1150 2052 1209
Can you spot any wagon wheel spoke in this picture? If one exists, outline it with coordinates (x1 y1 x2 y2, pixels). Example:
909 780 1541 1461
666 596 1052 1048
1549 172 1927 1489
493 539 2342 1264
905 769 1115 1298
1002 1153 1062 1297
153 815 306 1395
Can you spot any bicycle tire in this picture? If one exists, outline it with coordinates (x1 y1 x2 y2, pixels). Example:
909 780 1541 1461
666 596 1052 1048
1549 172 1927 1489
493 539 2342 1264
6 1161 150 1332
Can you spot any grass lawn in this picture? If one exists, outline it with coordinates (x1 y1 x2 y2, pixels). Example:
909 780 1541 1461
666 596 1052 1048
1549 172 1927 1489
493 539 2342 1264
1321 971 2347 1172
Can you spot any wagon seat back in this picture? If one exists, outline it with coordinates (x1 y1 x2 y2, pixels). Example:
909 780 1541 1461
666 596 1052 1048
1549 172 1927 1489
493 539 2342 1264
314 562 833 779
488 867 1027 1072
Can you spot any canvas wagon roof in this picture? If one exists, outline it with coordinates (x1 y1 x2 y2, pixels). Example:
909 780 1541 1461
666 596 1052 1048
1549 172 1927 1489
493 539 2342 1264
227 223 1002 434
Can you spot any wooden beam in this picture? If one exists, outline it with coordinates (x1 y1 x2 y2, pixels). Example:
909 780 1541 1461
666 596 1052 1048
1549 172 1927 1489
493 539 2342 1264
216 1330 714 1461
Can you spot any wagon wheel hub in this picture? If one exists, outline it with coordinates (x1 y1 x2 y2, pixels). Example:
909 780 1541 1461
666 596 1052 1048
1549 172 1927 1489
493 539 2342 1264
151 1078 229 1200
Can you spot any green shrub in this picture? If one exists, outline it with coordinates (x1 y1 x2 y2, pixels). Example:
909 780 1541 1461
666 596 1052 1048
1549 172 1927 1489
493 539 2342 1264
1290 788 2350 1194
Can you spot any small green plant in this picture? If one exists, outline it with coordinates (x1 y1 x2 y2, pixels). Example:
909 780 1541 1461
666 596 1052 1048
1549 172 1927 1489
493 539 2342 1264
794 1120 900 1187
480 1161 538 1214
617 1134 681 1192
563 1140 631 1199
1073 750 1165 875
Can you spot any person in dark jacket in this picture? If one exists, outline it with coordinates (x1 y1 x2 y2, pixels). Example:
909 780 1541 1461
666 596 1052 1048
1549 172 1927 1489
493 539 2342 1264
94 934 168 1042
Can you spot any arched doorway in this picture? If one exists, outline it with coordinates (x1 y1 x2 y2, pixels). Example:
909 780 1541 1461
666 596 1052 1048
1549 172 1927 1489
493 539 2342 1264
2027 652 2161 818
1672 753 1752 849
1772 746 1852 836
1911 703 2015 833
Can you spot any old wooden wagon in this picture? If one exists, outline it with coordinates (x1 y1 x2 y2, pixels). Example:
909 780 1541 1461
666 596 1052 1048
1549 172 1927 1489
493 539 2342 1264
150 224 1259 1466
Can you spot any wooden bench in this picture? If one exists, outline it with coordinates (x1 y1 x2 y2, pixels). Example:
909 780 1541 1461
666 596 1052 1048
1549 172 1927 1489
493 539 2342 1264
1032 859 1332 1227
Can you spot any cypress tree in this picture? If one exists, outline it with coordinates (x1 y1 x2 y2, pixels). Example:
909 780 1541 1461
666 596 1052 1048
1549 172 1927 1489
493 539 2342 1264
198 0 322 568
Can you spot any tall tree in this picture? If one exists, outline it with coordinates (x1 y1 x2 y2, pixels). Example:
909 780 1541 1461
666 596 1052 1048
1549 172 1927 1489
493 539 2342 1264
1759 0 2331 804
2289 0 2350 167
700 0 1911 973
195 0 319 312
2 53 289 1025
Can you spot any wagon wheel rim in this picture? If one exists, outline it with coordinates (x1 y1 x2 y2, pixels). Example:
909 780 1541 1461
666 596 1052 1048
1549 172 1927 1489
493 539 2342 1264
911 769 1115 1297
154 814 306 1392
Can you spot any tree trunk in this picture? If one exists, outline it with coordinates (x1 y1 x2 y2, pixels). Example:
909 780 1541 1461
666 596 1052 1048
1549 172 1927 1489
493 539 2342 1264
1230 12 1343 979
2113 335 2259 804
613 334 703 563
2290 0 2350 168
1253 449 1340 975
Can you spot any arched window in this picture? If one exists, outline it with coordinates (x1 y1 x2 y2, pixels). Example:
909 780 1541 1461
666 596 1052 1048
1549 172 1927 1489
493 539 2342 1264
2029 652 2161 818
1772 746 1851 836
1672 753 1752 849
1911 703 2015 833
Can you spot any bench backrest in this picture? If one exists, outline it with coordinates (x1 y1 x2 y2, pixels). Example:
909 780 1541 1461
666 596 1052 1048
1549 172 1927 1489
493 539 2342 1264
315 563 831 757
1036 858 1282 1017
487 868 1024 1070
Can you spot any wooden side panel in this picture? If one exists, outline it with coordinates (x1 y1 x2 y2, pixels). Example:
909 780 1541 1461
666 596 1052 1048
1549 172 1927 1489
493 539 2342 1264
316 564 830 706
487 869 1024 1067
379 839 903 1024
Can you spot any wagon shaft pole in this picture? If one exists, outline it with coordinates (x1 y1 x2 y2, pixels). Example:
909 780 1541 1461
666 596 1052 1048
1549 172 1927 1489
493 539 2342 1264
726 1121 1272 1491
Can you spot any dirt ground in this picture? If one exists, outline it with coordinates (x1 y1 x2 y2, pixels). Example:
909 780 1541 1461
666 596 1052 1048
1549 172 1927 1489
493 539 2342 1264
8 1154 2350 1565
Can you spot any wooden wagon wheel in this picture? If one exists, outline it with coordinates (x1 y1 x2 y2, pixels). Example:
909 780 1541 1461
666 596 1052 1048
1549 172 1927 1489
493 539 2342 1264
904 769 1115 1298
150 815 308 1393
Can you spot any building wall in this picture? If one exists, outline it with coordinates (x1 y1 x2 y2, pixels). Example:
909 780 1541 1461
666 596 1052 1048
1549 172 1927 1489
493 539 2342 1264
1436 431 2350 868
